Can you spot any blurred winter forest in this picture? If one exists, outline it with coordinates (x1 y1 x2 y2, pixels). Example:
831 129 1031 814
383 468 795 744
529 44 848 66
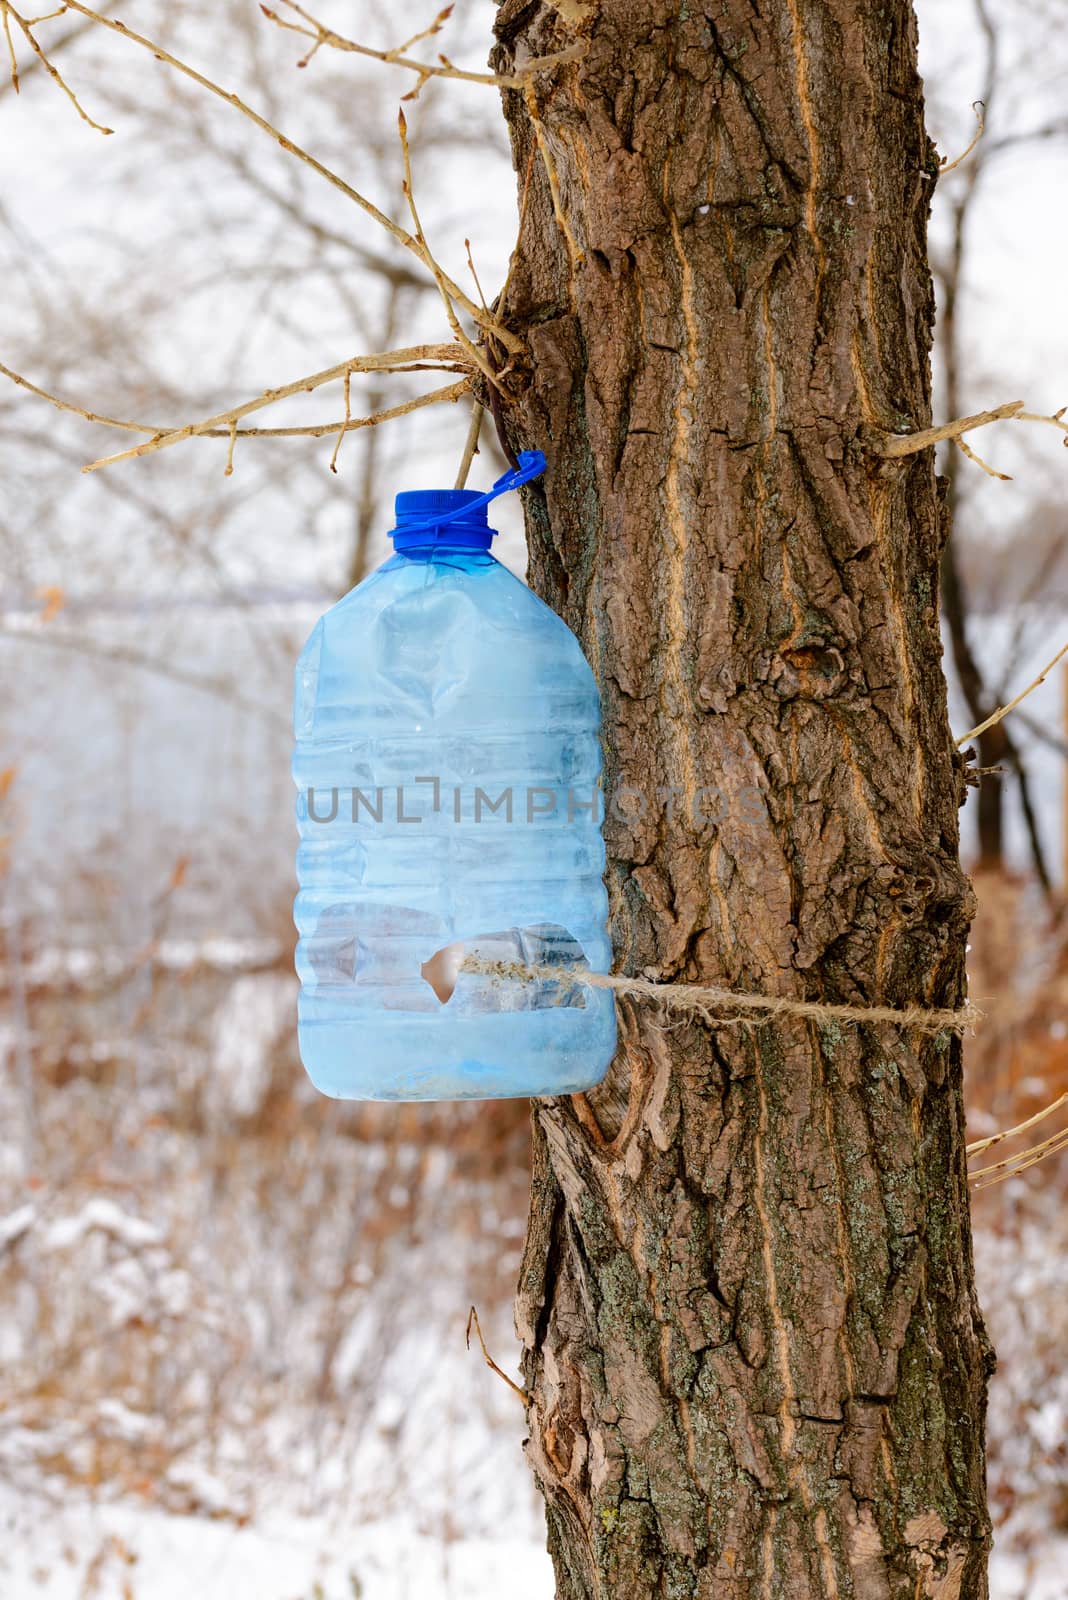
1 1 1067 1595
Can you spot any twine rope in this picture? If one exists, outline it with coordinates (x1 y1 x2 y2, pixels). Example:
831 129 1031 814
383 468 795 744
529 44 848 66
460 958 978 1036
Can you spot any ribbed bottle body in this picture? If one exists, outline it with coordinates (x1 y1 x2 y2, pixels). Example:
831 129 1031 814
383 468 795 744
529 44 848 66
293 548 616 1100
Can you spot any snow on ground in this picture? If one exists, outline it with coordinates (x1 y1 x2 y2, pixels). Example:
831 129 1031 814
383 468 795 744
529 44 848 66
1 1475 1064 1598
0 1486 553 1600
991 1523 1068 1600
990 1533 1068 1600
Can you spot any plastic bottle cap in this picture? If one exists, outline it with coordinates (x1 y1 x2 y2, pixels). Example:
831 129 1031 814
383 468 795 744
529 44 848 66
392 489 492 552
388 450 547 552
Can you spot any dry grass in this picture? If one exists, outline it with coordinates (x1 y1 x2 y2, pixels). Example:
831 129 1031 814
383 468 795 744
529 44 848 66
0 919 534 1536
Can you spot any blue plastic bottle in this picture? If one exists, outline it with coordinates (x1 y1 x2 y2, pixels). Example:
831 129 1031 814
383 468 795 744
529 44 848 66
292 453 617 1100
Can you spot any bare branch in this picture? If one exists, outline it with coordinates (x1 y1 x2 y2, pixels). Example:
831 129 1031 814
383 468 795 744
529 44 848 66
56 0 522 353
214 379 472 438
78 347 470 472
2 3 19 91
1016 407 1068 440
877 400 1068 481
454 402 483 488
328 369 350 474
967 1089 1068 1159
939 100 985 174
953 431 1010 480
465 1306 527 1405
3 1 112 130
971 1122 1068 1188
876 401 1024 457
261 0 586 95
955 637 1068 747
464 237 490 314
397 108 500 391
0 3 116 99
0 358 159 434
393 4 453 56
187 132 432 293
0 360 471 444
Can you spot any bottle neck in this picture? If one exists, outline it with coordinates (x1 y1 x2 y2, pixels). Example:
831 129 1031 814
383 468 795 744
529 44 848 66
388 541 497 568
391 525 494 555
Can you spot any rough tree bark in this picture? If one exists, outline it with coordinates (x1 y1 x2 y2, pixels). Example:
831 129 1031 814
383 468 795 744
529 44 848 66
491 2 993 1596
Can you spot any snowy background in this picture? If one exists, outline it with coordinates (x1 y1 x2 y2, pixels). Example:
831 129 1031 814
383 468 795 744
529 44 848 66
1 1 1068 1596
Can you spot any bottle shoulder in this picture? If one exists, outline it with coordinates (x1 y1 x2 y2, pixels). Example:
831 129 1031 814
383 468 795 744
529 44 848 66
294 549 600 736
307 552 592 668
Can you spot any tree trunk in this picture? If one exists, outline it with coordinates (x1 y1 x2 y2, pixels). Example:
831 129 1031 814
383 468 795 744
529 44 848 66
492 2 993 1595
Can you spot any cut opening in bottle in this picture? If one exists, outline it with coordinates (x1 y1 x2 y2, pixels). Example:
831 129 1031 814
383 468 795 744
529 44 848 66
420 940 467 1003
419 924 589 1010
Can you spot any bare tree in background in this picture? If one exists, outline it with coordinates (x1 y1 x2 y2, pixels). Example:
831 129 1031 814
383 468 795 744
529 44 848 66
931 0 1068 886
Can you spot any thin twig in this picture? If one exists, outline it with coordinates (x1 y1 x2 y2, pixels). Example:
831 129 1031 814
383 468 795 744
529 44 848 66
262 0 585 94
0 361 470 440
0 4 111 99
223 420 237 477
940 100 985 174
215 380 472 438
264 0 453 76
329 369 350 474
398 108 500 390
465 1306 527 1405
954 432 1010 480
0 359 157 434
1 2 19 91
1016 407 1068 441
876 401 1024 457
5 1 112 130
966 1090 1068 1158
955 638 1068 746
58 0 521 353
454 402 483 488
79 346 469 472
524 82 583 271
971 1122 1068 1187
465 238 490 315
876 400 1068 470
394 7 456 54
